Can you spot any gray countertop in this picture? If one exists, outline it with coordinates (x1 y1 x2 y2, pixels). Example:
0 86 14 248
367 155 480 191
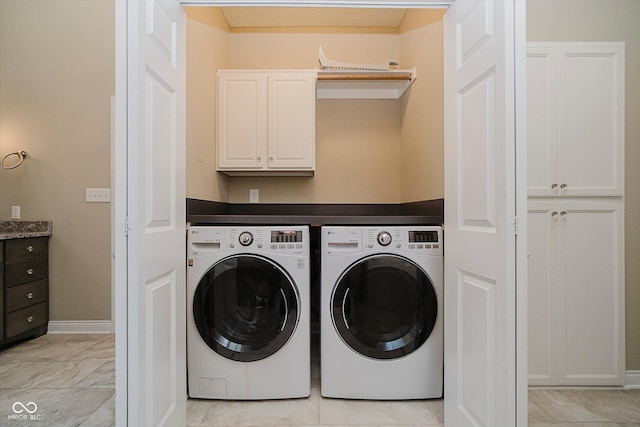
0 220 52 240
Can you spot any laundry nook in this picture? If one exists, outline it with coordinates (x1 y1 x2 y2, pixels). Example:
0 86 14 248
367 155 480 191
1 0 639 426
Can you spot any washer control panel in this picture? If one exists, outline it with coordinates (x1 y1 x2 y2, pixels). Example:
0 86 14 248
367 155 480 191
188 226 308 256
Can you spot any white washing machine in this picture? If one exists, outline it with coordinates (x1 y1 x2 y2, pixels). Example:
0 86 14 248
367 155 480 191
187 225 310 400
321 226 443 399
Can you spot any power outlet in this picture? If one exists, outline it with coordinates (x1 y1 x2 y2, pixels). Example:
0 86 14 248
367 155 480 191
249 189 259 203
86 188 111 203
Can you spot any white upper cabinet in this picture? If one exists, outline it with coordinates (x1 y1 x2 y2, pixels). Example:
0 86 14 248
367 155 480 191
527 43 624 197
217 70 316 176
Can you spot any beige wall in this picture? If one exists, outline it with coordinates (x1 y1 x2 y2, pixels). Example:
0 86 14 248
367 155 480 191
186 8 230 202
0 0 114 321
399 9 446 202
226 31 405 203
527 0 640 370
184 11 444 204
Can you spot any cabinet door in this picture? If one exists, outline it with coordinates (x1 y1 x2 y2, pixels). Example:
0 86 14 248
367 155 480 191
217 72 267 170
527 43 624 197
558 203 624 385
527 204 558 385
267 72 315 170
557 45 625 196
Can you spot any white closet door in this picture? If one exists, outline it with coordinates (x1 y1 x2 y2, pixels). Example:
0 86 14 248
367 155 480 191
116 0 187 425
444 0 524 425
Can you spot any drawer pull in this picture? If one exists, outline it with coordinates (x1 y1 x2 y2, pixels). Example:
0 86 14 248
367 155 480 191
27 245 34 252
27 268 34 275
27 292 34 299
27 316 34 323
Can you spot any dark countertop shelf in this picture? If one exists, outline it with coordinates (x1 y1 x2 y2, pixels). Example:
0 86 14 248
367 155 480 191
186 199 444 227
189 214 442 226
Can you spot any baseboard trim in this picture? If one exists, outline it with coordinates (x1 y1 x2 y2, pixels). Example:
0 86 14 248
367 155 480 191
626 370 640 389
47 320 113 334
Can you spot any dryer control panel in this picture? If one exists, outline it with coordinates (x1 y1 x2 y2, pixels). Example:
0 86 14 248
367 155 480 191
322 226 442 257
364 227 442 256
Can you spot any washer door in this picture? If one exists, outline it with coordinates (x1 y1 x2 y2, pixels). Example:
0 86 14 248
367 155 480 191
331 254 437 360
193 254 299 362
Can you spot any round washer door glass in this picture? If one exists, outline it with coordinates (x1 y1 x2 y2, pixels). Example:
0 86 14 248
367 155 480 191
332 254 437 360
193 254 299 362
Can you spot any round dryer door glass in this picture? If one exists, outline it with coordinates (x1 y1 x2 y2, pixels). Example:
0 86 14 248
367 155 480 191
331 254 437 360
193 254 299 362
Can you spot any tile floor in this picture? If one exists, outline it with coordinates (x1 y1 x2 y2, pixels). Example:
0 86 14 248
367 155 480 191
0 334 115 426
0 333 639 426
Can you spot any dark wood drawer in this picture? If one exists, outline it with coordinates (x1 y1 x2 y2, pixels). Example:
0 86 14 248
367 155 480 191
4 257 48 287
5 237 48 262
5 280 48 313
5 302 47 338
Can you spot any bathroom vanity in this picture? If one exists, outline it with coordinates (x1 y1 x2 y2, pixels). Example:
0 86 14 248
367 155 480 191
0 221 51 346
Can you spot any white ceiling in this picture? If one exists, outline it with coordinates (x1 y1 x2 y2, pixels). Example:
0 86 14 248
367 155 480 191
220 7 408 28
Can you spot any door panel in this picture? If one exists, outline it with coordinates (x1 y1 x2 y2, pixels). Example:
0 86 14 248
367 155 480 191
444 0 522 425
124 0 187 425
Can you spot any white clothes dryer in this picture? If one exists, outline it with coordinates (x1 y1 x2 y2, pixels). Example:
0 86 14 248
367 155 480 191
321 226 443 399
187 225 310 400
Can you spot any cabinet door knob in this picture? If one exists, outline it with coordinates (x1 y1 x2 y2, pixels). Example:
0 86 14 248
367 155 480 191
560 210 567 217
256 156 262 163
560 183 567 189
27 292 34 299
26 245 34 252
26 268 34 275
551 211 558 218
551 184 558 190
27 316 34 323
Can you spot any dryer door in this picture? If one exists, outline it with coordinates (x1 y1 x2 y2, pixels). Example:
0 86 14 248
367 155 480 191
193 254 299 362
331 254 438 360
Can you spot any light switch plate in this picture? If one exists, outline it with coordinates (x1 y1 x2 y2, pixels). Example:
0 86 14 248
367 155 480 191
86 188 111 203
